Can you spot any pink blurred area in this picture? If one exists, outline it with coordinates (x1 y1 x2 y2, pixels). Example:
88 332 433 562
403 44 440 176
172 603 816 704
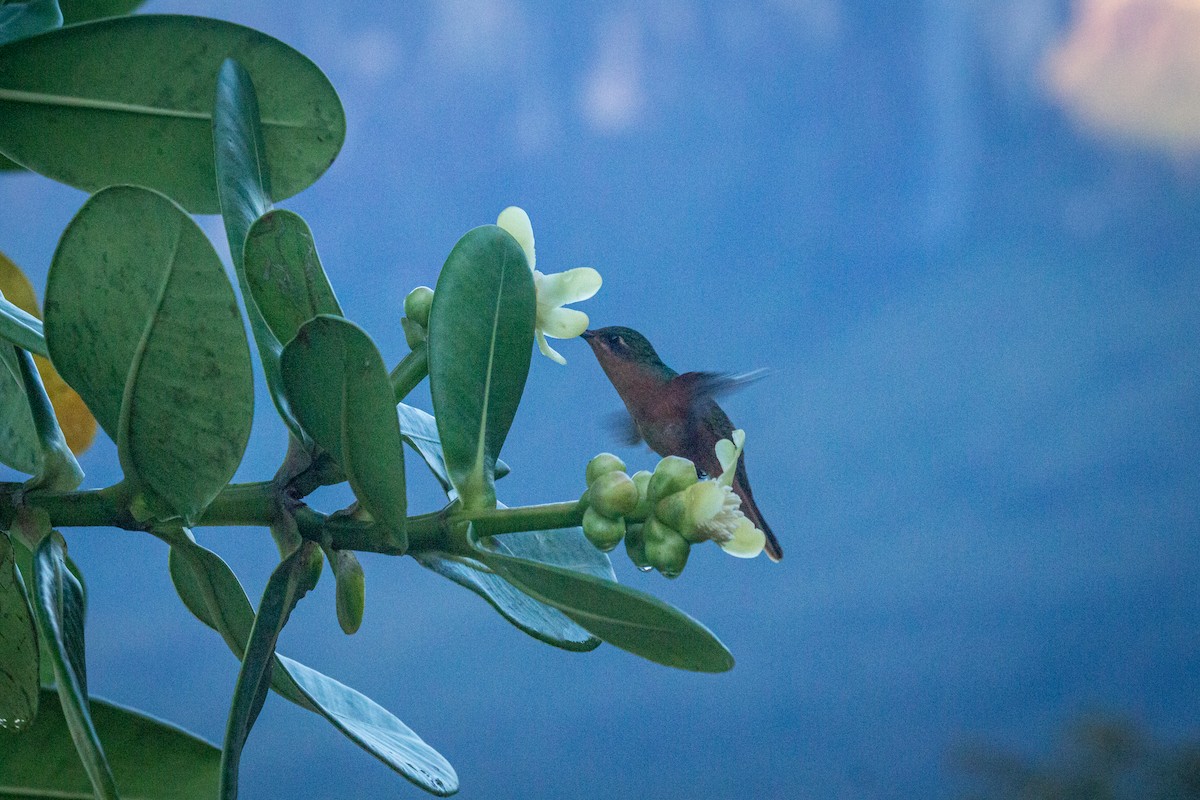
1045 0 1200 153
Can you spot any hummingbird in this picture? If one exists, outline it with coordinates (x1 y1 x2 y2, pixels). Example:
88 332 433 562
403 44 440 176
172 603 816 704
581 326 782 562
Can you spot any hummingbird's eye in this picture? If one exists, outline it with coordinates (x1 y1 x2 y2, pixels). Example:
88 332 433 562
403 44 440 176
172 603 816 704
612 334 628 352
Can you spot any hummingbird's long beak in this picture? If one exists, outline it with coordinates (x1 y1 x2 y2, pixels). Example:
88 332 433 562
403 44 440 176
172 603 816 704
581 330 596 341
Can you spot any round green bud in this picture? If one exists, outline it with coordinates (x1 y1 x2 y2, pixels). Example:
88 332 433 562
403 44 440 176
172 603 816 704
648 456 698 502
582 506 626 552
643 516 690 578
630 470 653 518
404 286 435 328
400 316 426 349
590 470 640 518
332 549 366 635
624 523 650 571
658 480 727 542
586 452 627 486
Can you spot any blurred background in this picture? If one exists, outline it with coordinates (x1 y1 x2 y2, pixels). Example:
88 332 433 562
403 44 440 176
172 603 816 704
3 0 1199 797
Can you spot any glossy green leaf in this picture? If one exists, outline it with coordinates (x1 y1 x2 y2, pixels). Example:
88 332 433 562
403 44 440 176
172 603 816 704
0 0 61 47
0 343 39 475
0 294 47 357
416 522 614 651
59 0 144 25
0 15 344 213
0 689 219 798
31 532 118 799
278 655 457 796
167 538 450 789
396 403 508 496
166 538 313 709
213 58 270 270
14 345 82 491
281 316 407 548
470 529 734 672
427 225 535 510
8 534 84 689
210 57 303 447
45 185 253 522
221 542 320 800
395 403 453 494
0 532 38 733
243 209 342 346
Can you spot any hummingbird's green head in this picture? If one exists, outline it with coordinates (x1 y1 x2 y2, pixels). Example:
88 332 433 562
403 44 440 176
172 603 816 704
581 326 666 368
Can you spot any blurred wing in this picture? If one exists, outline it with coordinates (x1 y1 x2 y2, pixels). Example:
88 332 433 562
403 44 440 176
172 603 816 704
675 368 768 400
606 411 644 446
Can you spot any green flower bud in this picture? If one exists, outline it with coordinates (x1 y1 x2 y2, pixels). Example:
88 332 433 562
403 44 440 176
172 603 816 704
586 452 626 486
400 316 426 349
643 516 690 578
630 470 653 518
647 455 698 502
590 470 639 518
624 523 650 570
301 541 325 591
404 285 434 328
331 549 366 635
657 480 728 543
582 506 626 552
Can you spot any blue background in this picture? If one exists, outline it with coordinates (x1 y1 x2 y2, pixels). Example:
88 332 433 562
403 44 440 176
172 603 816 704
2 1 1198 798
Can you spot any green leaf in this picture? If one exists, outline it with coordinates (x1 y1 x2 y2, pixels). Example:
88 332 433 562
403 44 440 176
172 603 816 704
0 15 344 213
213 58 271 271
415 522 614 652
166 537 455 792
281 316 407 548
0 532 39 733
427 226 535 510
0 688 219 799
166 538 312 709
0 294 47 357
7 534 84 689
395 403 453 494
470 529 734 672
59 0 144 25
396 403 508 496
243 209 342 346
210 57 304 447
278 655 458 796
45 185 253 522
13 344 82 491
31 532 118 799
0 343 40 475
221 542 320 800
0 0 61 47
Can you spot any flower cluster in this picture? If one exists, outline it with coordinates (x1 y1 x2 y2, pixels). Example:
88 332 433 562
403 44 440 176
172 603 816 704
581 431 767 577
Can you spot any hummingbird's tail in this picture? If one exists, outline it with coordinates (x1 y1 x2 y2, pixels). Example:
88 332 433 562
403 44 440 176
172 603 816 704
733 481 783 562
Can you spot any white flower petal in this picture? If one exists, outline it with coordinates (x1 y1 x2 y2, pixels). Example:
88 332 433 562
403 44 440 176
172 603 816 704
715 439 737 473
497 206 535 271
540 306 589 339
718 518 766 558
536 329 567 364
535 267 601 308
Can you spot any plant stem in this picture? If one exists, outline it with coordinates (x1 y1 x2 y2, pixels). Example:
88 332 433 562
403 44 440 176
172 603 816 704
390 342 428 403
0 481 587 557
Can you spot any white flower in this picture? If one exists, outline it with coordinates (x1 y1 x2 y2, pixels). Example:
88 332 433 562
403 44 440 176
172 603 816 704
497 206 601 365
676 430 766 559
